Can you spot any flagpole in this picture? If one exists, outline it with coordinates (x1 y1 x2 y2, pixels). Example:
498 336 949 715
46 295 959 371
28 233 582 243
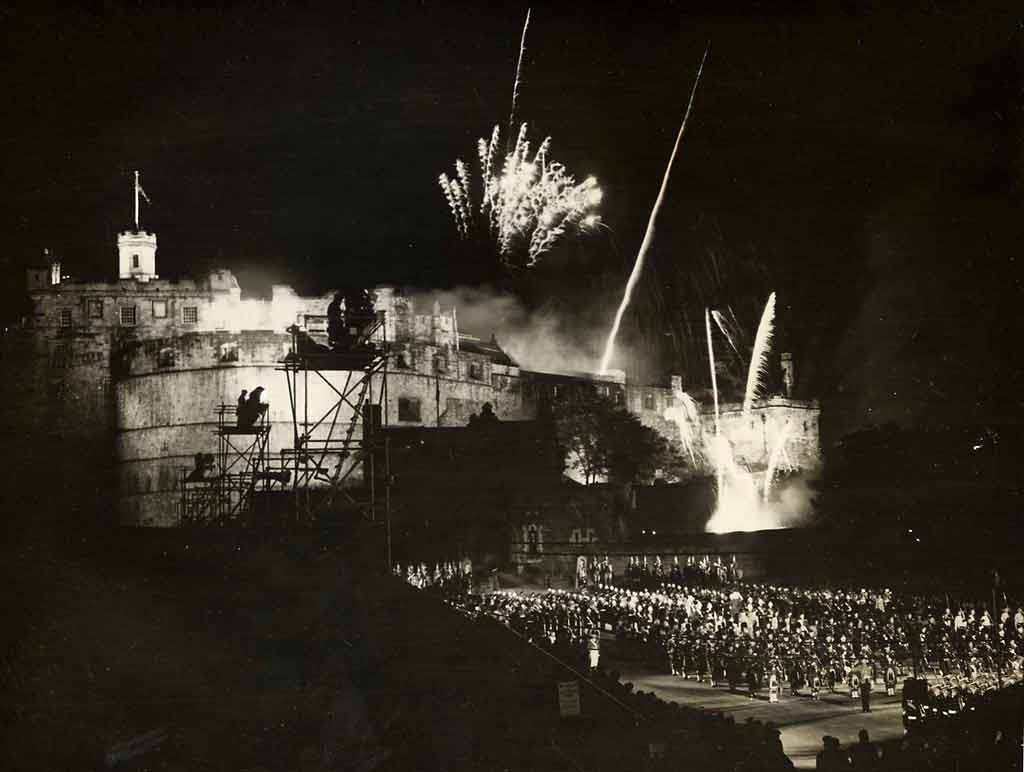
134 170 140 231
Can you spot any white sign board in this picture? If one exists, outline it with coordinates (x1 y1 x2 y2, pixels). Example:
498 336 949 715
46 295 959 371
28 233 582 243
557 680 581 718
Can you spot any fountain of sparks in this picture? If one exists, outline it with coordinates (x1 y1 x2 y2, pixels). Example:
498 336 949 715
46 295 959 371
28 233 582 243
662 387 701 465
704 292 795 533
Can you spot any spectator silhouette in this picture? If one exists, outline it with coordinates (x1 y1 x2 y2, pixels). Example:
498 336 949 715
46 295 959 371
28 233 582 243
849 729 877 771
816 736 850 770
468 402 500 428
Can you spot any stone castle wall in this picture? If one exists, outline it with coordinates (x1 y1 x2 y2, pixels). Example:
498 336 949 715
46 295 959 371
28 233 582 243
116 331 292 526
25 269 821 527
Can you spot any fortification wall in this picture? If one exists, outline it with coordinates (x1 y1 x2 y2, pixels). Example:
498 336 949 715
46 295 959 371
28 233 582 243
114 332 530 526
116 331 293 526
717 399 821 472
385 347 525 426
96 291 821 528
629 384 821 478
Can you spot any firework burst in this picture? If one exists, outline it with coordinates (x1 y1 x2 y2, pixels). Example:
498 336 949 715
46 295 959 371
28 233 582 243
439 123 602 269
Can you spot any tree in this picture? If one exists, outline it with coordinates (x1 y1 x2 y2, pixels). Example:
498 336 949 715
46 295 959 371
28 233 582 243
552 388 686 484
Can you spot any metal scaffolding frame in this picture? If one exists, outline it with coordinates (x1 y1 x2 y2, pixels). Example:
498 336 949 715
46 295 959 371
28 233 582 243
277 311 390 525
180 405 284 526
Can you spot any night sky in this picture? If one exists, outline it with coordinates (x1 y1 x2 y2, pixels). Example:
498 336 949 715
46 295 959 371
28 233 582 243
2 1 1021 436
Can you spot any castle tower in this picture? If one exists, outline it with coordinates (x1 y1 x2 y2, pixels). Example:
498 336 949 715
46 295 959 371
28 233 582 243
118 230 158 281
118 171 158 281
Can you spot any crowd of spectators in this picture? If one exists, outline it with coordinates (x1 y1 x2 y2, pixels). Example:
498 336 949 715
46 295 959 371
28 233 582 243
472 579 1022 703
401 559 1024 769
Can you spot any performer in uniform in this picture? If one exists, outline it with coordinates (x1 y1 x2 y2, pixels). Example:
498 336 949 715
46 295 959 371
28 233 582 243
859 670 872 713
588 628 601 670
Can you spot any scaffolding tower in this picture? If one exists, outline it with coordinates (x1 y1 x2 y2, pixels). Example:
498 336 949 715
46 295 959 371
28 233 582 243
277 310 389 524
180 404 287 526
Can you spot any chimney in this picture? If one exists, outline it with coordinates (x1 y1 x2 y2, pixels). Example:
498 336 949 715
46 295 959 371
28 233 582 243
670 374 683 393
780 352 794 397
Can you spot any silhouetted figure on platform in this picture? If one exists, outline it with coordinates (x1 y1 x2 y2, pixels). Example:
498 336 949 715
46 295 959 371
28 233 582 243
236 390 248 426
343 287 375 320
239 386 267 428
186 452 216 482
327 292 344 348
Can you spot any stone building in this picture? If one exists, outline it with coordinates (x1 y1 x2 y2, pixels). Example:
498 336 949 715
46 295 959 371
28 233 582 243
21 220 821 528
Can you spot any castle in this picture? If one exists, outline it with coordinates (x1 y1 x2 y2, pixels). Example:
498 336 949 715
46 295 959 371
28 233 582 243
22 212 820 529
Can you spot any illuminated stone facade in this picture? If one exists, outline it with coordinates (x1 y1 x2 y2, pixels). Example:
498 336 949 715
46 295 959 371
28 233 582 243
23 235 820 527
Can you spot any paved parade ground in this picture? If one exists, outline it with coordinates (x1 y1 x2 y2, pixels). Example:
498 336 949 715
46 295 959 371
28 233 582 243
613 661 905 768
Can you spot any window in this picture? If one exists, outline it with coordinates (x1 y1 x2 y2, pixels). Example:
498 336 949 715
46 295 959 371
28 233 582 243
644 392 655 410
152 300 167 319
120 306 137 326
552 384 560 398
597 384 609 397
131 254 140 269
88 300 103 319
469 361 483 380
58 308 72 328
666 395 674 408
183 306 198 325
398 397 422 423
158 347 175 368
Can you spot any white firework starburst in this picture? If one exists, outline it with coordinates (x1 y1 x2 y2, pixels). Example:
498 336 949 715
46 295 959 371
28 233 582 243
439 123 601 269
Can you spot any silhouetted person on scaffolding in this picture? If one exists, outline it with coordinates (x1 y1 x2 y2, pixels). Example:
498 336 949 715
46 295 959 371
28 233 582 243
240 386 267 429
186 452 216 482
343 287 375 320
236 389 248 427
327 291 344 349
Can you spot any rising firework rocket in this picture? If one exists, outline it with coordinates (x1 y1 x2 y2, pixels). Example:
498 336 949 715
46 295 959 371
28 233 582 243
599 44 709 374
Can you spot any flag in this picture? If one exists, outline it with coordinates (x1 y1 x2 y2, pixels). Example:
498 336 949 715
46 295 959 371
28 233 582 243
137 183 151 204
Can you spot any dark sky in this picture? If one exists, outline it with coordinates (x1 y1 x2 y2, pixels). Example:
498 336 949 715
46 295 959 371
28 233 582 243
2 1 1021 434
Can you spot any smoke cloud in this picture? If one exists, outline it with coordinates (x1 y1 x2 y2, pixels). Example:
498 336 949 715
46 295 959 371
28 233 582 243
408 286 619 376
769 472 817 529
